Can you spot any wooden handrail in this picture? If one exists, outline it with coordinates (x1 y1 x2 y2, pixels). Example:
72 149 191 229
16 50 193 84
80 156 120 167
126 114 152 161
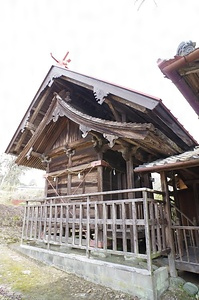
26 188 164 203
171 202 195 226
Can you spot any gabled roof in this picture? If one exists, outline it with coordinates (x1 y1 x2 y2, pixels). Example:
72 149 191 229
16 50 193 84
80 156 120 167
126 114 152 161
158 48 199 116
5 65 197 169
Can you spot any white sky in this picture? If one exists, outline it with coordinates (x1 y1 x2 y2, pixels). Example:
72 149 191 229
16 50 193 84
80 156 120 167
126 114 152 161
1 0 199 158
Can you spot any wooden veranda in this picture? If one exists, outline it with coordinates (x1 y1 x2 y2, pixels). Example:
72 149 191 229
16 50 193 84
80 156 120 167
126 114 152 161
21 188 168 274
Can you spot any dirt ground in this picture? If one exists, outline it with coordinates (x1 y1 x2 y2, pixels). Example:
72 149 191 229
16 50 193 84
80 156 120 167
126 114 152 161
0 204 198 300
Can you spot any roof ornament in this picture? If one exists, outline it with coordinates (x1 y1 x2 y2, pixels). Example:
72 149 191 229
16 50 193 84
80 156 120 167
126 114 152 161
103 133 118 148
93 86 109 105
176 40 196 56
50 51 71 68
79 124 91 138
26 147 33 160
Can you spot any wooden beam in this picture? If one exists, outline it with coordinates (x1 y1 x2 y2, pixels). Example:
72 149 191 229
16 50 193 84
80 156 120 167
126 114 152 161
105 98 121 122
15 87 52 152
44 160 109 178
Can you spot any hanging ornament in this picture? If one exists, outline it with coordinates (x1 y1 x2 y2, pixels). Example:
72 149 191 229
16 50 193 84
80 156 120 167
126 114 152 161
113 169 116 176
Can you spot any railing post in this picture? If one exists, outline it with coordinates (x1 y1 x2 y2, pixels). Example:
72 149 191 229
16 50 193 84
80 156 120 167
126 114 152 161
160 171 177 277
143 190 153 274
47 199 53 249
21 201 28 245
86 196 90 258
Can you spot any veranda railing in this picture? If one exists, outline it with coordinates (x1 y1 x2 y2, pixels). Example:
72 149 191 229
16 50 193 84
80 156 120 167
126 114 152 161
21 188 167 273
171 203 199 272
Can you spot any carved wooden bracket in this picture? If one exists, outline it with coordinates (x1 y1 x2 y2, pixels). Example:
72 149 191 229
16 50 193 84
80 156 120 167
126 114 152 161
79 124 91 138
40 154 51 164
64 148 75 157
51 105 65 122
25 146 33 160
103 133 118 148
93 86 109 105
25 122 37 135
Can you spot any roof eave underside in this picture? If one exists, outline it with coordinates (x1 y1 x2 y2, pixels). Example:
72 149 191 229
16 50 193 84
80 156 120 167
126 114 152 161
158 48 199 116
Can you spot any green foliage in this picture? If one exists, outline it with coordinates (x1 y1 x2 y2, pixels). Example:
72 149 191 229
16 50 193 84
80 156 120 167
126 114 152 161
0 153 28 191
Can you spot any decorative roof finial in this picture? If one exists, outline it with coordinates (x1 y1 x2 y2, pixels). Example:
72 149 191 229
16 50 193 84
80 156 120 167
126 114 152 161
176 41 196 56
50 51 71 68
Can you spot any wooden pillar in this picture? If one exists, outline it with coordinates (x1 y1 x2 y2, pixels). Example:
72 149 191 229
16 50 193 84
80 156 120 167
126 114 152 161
45 162 50 197
160 171 177 277
67 151 72 195
126 155 134 190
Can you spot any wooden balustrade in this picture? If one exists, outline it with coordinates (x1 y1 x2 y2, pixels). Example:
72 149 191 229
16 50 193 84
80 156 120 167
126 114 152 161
172 225 199 272
21 188 167 272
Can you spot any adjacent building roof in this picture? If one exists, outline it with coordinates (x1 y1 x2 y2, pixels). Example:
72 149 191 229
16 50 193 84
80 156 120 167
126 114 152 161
158 47 199 116
134 146 199 173
5 65 197 169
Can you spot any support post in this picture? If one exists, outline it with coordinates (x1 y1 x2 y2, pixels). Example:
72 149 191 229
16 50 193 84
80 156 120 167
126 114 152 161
160 171 177 277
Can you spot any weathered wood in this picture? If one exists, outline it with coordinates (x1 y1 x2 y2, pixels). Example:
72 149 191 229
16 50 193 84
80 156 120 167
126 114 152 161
160 171 177 277
143 190 153 274
149 201 156 253
132 201 138 254
103 203 108 250
122 202 127 252
34 206 39 240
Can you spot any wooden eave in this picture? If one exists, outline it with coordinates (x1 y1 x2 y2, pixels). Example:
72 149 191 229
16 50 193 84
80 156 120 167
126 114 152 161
15 94 187 169
6 65 197 167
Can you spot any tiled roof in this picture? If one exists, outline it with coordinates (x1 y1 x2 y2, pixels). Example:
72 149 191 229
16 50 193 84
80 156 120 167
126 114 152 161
135 146 199 172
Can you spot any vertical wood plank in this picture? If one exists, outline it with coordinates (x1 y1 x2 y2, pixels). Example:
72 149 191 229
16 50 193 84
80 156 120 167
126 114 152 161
43 201 47 241
38 205 42 240
149 201 156 253
34 205 39 240
143 190 153 274
132 201 138 254
65 204 69 243
21 203 27 243
183 229 190 262
112 203 117 251
79 204 83 246
155 203 162 252
122 202 127 252
103 203 107 250
159 203 166 250
30 206 34 239
72 204 75 245
86 196 90 257
48 200 53 245
160 171 177 277
59 204 63 244
54 205 58 242
25 204 30 240
95 203 98 248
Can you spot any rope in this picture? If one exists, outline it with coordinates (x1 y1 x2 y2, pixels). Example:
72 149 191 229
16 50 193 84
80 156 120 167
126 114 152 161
46 176 60 197
72 166 95 195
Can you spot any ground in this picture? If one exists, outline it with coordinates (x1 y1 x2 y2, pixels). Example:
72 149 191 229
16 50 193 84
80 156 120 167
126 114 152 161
0 204 198 300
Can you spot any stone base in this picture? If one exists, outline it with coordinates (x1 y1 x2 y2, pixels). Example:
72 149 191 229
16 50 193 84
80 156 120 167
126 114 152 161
19 244 169 300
